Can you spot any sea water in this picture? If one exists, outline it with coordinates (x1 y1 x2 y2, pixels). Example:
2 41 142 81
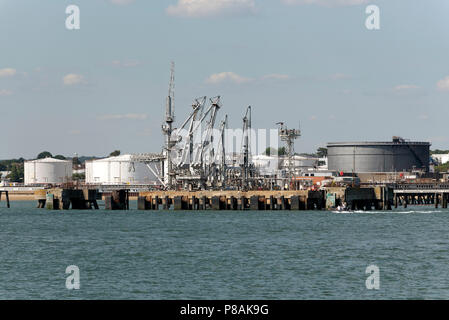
1 201 449 299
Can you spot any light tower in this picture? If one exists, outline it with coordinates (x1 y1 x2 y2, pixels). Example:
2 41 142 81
162 62 176 189
277 122 301 190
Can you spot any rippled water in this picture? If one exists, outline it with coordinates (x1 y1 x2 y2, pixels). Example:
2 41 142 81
1 201 449 299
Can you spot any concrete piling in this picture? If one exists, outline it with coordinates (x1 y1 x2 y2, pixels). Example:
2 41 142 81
0 191 10 208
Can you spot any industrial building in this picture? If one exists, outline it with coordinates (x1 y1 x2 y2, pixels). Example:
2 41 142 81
327 137 431 173
85 154 161 185
252 155 319 176
24 158 73 185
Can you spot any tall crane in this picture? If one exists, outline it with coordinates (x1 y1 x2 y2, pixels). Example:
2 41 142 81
241 106 251 190
162 62 176 189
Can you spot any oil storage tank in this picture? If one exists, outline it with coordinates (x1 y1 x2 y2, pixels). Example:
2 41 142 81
24 158 73 185
327 137 431 173
85 154 159 185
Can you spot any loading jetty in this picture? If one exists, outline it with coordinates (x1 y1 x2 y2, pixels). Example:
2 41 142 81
33 186 398 211
31 184 449 211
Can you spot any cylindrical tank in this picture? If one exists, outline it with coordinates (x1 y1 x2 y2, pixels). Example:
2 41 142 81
24 158 73 185
85 155 159 185
327 138 431 173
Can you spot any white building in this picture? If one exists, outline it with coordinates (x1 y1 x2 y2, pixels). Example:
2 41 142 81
432 154 449 165
85 154 160 185
251 155 319 176
24 158 73 185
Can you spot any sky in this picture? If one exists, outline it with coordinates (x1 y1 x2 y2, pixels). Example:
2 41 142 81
1 0 449 159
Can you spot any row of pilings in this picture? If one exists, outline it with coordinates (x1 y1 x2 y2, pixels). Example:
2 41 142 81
394 193 449 209
137 193 326 211
33 186 398 211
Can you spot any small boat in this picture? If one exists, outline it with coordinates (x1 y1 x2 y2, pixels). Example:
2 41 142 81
334 203 352 213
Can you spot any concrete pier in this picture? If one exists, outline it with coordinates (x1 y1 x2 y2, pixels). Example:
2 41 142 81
137 190 326 211
30 185 403 212
35 188 100 210
104 190 130 210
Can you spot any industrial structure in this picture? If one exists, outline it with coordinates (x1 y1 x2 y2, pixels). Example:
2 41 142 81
24 158 73 185
277 122 301 188
19 64 435 195
85 154 161 186
327 137 431 173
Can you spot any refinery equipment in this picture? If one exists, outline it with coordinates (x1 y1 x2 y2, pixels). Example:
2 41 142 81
277 122 301 189
171 96 228 190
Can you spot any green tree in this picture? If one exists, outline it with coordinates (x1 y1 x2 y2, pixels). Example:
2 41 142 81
435 163 449 172
431 149 449 155
72 173 85 181
37 151 52 159
54 155 66 160
277 147 286 156
316 147 328 158
72 157 80 166
7 163 24 182
109 150 121 157
264 147 277 156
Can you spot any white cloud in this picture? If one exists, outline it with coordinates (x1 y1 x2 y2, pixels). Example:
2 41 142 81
98 113 148 120
206 72 252 84
437 76 449 91
63 74 86 86
0 89 13 96
167 0 256 18
281 0 368 7
393 84 420 91
0 68 16 78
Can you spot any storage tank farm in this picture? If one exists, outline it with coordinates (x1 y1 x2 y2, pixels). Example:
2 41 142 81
327 137 431 173
85 154 160 185
24 158 73 185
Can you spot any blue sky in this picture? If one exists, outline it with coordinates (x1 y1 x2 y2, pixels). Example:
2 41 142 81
1 0 448 159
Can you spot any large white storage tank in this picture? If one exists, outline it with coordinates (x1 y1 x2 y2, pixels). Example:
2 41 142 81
24 158 73 185
85 154 159 185
252 155 280 176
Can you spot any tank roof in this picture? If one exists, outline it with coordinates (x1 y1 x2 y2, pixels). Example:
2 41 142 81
327 141 431 147
27 157 72 163
91 154 134 162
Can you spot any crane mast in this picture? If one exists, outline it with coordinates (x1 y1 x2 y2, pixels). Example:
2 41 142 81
162 62 176 189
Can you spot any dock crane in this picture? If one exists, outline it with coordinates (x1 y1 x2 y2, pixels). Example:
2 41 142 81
241 106 251 190
162 62 176 189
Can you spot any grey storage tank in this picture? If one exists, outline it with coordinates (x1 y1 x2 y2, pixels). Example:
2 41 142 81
327 137 431 173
